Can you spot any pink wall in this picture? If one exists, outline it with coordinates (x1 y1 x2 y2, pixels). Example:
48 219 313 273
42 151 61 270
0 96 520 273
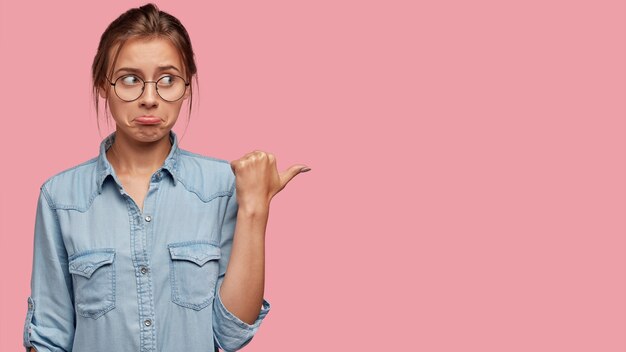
1 0 625 350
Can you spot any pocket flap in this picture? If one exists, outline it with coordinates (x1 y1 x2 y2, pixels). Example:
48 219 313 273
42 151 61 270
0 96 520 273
68 249 115 278
168 242 221 266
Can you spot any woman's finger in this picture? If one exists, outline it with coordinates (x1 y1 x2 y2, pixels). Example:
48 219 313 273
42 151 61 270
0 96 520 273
278 164 310 189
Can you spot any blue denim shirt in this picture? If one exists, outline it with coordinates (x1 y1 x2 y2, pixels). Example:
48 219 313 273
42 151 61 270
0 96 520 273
23 130 270 352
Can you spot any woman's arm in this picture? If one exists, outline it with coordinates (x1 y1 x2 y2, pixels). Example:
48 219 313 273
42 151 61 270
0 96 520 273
218 202 269 324
23 186 75 351
219 151 308 324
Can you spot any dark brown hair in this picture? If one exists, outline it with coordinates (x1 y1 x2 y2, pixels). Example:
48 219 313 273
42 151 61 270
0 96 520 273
91 3 198 131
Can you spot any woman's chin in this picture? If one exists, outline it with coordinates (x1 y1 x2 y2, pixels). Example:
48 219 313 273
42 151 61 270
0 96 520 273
118 126 171 144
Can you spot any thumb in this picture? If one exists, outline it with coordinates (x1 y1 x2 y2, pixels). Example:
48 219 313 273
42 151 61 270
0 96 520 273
279 164 310 188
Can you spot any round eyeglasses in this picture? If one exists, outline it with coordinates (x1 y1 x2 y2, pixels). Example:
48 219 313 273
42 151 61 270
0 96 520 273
107 74 190 102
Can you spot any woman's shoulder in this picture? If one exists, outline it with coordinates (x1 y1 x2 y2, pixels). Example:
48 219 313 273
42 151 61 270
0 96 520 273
38 157 100 210
178 149 230 166
174 149 236 201
41 157 99 187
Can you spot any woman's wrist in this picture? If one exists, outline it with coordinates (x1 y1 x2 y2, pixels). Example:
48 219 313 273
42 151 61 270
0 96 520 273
238 201 270 218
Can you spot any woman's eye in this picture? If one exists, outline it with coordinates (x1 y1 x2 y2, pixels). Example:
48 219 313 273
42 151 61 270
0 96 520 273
159 75 174 85
120 75 140 85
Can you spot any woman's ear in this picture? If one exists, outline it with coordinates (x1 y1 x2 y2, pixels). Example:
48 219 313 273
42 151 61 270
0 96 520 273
98 84 108 99
182 85 191 100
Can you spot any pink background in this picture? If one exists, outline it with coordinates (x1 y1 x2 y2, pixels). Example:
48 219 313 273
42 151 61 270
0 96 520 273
1 0 625 351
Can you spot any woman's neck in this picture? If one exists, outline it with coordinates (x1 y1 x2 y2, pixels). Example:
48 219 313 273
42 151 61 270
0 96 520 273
106 130 172 178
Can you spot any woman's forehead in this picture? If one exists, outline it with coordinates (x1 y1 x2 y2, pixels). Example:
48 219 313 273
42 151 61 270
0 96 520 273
109 37 184 75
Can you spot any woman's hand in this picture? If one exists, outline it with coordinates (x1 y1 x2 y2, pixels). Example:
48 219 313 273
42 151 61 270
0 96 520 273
230 150 309 214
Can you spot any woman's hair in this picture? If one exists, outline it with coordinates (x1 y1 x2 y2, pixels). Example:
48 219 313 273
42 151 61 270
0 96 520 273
91 3 198 132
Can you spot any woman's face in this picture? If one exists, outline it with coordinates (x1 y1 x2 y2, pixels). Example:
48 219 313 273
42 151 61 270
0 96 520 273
100 37 190 144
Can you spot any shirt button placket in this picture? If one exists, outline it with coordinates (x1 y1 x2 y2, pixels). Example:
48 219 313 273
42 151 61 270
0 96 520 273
135 210 155 351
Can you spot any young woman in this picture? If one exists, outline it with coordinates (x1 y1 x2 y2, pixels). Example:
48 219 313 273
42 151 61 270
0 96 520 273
23 4 309 352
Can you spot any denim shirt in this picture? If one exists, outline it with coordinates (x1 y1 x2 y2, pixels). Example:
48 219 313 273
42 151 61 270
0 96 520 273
23 130 270 352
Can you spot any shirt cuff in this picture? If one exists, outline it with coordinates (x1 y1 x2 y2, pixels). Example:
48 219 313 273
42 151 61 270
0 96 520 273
23 297 35 352
213 289 270 351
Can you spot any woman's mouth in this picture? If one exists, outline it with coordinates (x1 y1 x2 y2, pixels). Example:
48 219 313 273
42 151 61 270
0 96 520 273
135 116 161 125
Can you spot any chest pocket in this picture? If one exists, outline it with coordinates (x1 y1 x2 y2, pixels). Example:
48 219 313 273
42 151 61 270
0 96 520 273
168 241 221 311
68 249 116 319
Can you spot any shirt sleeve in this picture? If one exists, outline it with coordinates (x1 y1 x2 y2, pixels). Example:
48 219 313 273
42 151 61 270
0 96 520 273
23 185 75 352
212 181 271 352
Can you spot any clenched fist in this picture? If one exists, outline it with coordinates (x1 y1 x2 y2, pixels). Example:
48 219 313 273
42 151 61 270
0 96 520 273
230 150 309 212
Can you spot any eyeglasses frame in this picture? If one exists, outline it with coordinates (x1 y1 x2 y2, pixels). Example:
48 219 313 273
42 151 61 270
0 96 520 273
106 74 191 102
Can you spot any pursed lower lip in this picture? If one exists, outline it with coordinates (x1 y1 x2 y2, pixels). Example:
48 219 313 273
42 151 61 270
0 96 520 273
135 116 161 125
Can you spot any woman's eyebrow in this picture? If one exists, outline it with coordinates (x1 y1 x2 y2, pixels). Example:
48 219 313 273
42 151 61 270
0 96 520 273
114 65 181 75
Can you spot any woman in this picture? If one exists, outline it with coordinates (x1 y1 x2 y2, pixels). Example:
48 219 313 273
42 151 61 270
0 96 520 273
23 4 309 352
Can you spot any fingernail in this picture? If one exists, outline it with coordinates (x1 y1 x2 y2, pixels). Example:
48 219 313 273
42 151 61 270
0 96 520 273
300 167 311 173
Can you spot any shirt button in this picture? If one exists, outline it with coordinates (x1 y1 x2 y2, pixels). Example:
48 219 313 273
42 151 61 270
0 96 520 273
140 266 148 275
145 215 152 222
144 319 152 327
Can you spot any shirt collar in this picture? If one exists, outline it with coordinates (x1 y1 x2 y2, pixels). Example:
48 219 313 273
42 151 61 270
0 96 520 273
96 130 180 194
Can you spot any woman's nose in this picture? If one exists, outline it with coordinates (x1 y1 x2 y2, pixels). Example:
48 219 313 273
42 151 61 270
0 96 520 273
140 82 159 106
